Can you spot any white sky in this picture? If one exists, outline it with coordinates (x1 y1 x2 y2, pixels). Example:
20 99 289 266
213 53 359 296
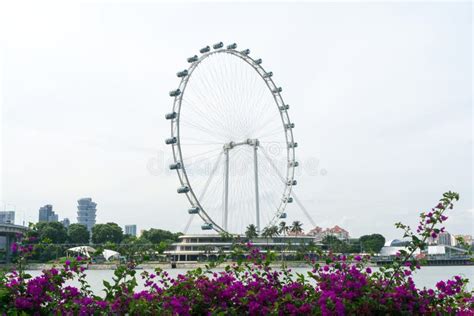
0 1 472 239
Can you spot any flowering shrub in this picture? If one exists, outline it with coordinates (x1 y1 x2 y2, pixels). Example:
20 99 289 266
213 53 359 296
0 192 473 315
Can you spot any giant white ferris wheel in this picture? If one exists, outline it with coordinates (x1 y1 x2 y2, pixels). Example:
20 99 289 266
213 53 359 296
165 42 298 235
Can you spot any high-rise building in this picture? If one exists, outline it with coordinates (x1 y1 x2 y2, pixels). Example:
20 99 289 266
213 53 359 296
0 211 15 224
437 232 454 246
38 205 59 223
61 218 70 229
77 198 97 232
125 225 137 237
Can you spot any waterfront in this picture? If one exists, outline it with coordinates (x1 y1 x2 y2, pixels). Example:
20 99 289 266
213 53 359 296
25 265 474 297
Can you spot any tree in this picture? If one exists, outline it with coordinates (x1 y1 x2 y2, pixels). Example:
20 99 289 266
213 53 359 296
290 221 303 235
140 229 179 244
360 234 385 253
91 223 123 244
35 222 69 244
68 224 90 244
322 235 347 253
245 224 258 239
278 221 289 236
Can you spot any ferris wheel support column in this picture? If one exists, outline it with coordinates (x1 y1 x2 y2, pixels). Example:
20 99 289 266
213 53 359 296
253 144 260 234
223 147 230 231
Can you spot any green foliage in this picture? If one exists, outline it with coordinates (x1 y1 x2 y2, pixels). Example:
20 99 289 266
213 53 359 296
261 225 279 239
68 224 90 244
35 222 69 244
360 233 385 253
245 224 258 239
139 228 180 244
91 223 124 244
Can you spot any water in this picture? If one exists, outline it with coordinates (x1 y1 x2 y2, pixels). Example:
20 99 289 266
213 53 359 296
25 266 473 297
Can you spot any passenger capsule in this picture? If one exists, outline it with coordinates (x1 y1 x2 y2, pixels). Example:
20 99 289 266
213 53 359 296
165 137 177 145
177 186 190 194
279 104 289 111
285 197 294 203
165 112 177 120
227 43 237 49
201 223 213 230
290 161 299 167
169 89 181 97
279 213 287 219
285 123 295 129
254 58 262 65
213 42 223 49
169 162 181 170
177 70 188 78
187 55 198 63
188 207 200 214
272 87 283 94
240 49 250 55
200 46 210 53
289 142 298 148
263 72 273 78
287 180 297 186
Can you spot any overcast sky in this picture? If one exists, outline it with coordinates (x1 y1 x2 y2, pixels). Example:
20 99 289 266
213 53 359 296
0 1 472 239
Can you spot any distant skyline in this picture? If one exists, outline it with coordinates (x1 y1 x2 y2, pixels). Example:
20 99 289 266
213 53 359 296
0 1 472 239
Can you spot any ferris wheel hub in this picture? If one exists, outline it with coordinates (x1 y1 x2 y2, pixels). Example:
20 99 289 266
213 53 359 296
223 138 260 150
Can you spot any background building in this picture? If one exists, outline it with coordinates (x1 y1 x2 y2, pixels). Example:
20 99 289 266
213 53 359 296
38 205 58 222
61 218 70 229
125 225 137 237
77 198 97 232
454 234 473 246
306 225 350 241
0 211 15 224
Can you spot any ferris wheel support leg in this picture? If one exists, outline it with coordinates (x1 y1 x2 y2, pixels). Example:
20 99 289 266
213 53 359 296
254 145 260 234
223 148 230 231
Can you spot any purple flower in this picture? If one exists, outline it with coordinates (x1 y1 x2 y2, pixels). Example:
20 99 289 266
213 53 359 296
65 260 71 266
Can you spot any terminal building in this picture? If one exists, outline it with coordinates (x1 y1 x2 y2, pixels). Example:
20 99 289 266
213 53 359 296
375 239 471 265
165 234 322 262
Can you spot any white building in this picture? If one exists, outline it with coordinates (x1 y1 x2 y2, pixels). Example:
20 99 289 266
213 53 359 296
0 211 15 224
125 225 137 237
77 198 97 232
165 234 322 262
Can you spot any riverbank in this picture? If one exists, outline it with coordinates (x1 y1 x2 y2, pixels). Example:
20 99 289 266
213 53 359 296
1 260 470 271
13 261 314 270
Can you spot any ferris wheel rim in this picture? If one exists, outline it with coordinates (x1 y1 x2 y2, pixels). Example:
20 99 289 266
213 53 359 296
168 45 296 235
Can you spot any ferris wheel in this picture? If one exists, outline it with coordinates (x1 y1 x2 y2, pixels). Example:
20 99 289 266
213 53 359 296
165 42 298 235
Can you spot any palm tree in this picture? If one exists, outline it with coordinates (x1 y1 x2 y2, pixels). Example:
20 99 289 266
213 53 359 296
278 221 289 236
262 225 279 239
245 224 258 239
290 221 303 235
262 225 279 252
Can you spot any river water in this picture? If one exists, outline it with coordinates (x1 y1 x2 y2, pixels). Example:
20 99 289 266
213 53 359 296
25 266 473 297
